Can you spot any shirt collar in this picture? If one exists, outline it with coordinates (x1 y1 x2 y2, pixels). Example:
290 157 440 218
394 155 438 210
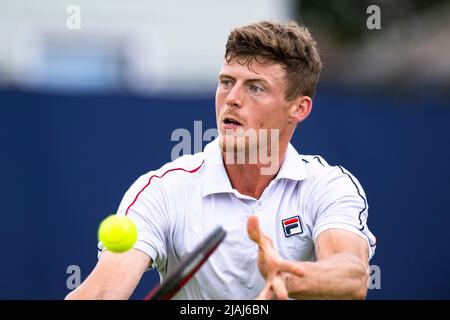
201 139 234 197
273 143 308 182
201 139 308 197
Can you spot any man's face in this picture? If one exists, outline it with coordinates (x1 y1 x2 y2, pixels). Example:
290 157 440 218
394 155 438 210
215 57 295 157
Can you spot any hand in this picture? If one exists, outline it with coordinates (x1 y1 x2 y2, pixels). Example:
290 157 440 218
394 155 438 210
247 215 305 300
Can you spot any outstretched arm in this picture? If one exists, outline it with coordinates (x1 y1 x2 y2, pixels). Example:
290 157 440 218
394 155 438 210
247 215 369 300
65 248 151 300
285 228 369 299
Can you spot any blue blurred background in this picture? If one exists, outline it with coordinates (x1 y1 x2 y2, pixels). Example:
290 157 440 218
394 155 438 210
1 0 449 299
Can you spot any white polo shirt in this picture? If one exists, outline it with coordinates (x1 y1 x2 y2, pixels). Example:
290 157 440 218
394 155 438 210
106 138 376 300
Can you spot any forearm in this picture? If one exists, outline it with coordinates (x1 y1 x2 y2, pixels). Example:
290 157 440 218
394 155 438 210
285 253 369 300
65 287 132 300
65 284 132 300
65 250 149 300
65 285 102 300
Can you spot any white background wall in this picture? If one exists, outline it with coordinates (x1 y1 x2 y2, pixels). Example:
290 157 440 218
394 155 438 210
0 0 295 93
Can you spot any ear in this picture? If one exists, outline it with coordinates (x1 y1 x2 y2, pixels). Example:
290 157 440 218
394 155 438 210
288 96 312 124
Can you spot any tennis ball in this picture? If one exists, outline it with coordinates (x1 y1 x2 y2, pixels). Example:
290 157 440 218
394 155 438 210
98 215 137 253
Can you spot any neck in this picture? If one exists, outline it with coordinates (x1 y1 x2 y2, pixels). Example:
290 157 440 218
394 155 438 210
223 141 289 199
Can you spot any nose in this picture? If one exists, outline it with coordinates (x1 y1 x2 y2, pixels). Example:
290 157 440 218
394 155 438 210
225 84 243 108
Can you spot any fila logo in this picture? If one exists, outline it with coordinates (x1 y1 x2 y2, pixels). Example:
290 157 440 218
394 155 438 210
282 216 303 237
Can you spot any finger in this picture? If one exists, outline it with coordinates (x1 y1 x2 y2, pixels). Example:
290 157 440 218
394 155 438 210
278 260 305 277
256 283 273 300
247 215 262 244
265 253 282 273
272 275 289 300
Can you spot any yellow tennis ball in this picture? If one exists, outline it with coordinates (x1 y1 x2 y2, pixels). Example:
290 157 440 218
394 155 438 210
98 215 137 253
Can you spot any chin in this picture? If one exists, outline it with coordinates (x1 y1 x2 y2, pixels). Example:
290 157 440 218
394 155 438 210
219 133 247 153
218 132 261 165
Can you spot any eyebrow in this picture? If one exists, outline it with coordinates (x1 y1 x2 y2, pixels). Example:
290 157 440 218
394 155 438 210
219 74 271 86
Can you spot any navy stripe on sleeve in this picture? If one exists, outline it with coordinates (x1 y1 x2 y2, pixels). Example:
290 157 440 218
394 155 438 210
304 156 369 232
337 166 367 231
313 156 324 166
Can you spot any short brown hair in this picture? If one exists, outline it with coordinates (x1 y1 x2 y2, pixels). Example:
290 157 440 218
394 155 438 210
225 21 322 100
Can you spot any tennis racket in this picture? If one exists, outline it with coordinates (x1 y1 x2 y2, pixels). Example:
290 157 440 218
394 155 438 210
144 226 227 300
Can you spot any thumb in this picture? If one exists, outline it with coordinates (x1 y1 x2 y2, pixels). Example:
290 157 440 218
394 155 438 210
247 215 261 244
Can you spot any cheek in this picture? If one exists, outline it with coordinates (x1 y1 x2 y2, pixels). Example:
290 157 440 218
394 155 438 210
253 113 269 129
216 87 228 104
215 91 229 123
256 102 289 128
215 90 223 112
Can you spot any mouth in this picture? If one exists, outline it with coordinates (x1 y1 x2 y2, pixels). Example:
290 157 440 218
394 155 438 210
222 117 243 128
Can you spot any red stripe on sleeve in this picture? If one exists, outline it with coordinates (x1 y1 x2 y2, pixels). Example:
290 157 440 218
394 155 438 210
125 160 205 216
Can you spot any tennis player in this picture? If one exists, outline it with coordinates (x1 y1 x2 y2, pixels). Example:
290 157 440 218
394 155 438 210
66 21 376 300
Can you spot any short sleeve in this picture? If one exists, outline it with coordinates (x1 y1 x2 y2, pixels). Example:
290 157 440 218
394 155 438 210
98 172 170 272
311 166 376 260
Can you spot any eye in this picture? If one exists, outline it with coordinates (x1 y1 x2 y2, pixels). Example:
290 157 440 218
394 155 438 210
220 79 233 88
249 85 264 93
